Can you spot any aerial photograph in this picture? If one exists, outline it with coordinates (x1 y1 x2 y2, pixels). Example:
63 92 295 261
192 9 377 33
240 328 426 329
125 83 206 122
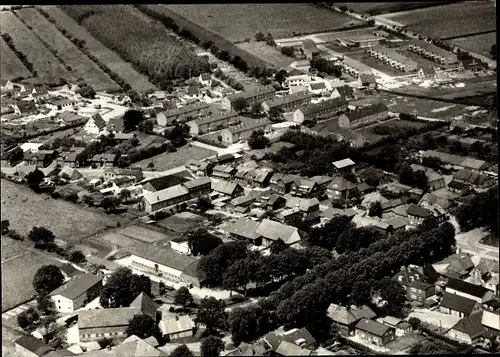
0 2 498 356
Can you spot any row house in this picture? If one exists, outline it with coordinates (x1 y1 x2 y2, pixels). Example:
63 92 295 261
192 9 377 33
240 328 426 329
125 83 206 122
46 98 78 111
338 103 389 129
141 185 190 213
90 153 116 168
338 56 373 77
157 102 211 126
211 164 236 180
187 110 239 135
221 85 276 111
408 39 459 66
283 74 313 88
292 97 348 124
182 177 212 198
220 119 271 145
261 91 313 113
270 173 323 198
367 46 418 72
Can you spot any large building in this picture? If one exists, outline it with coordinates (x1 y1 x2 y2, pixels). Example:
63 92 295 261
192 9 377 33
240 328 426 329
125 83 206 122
336 35 384 48
220 119 271 145
84 113 107 135
338 103 389 129
262 91 313 113
367 46 418 72
50 274 103 314
338 56 373 77
408 39 459 65
157 102 211 126
293 97 348 124
221 85 276 111
187 110 239 135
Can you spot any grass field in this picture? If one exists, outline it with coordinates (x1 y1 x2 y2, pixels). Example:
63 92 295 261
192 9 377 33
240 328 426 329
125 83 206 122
1 179 117 243
164 4 362 43
315 27 378 43
40 6 156 93
449 32 497 57
386 2 496 39
335 2 444 15
0 37 32 80
0 11 74 84
16 8 120 91
236 42 293 68
358 118 427 142
1 237 27 262
134 145 216 171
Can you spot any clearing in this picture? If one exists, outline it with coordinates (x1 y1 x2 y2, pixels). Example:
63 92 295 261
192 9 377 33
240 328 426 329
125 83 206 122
39 6 157 93
134 145 216 171
0 37 32 80
16 8 120 91
1 179 118 243
449 32 497 57
385 2 496 39
164 4 362 43
0 11 74 84
236 41 293 68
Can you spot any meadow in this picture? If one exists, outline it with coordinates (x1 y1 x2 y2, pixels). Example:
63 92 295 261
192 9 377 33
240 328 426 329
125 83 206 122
0 37 32 80
134 145 216 171
236 42 294 68
334 2 443 15
16 8 120 91
449 32 497 57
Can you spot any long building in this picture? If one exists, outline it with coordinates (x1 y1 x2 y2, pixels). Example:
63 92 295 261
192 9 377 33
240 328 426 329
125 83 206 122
293 97 348 124
338 103 389 129
220 119 271 145
157 102 211 126
221 85 276 111
187 110 239 135
262 91 313 113
367 46 418 72
408 39 459 65
336 35 384 48
338 56 373 77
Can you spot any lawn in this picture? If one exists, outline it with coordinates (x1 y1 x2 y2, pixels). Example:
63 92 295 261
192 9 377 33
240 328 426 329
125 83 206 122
386 2 496 39
0 11 74 84
1 237 27 262
164 4 362 42
1 179 118 243
134 145 216 171
40 5 157 93
449 32 497 57
16 8 120 91
0 37 32 80
236 42 293 68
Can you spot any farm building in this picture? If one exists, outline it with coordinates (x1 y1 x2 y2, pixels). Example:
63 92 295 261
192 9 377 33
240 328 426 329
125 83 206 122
367 46 418 72
84 113 107 135
445 278 496 304
439 292 482 318
262 91 313 113
157 102 211 126
256 218 302 247
50 274 103 314
408 39 459 65
338 103 389 129
221 85 276 111
220 119 271 145
141 185 190 213
293 97 348 124
187 110 239 135
302 39 322 60
107 116 124 134
159 315 196 340
78 307 139 342
95 92 115 102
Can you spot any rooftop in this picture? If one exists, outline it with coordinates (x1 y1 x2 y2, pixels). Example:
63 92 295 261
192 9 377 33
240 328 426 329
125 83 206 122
130 243 197 273
142 185 189 205
78 307 138 329
50 274 102 300
355 318 392 337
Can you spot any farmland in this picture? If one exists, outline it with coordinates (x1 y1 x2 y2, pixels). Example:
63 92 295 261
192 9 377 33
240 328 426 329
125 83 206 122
0 11 74 84
236 42 294 68
385 2 496 39
449 32 497 57
134 145 216 171
59 5 209 87
315 26 378 43
0 37 32 80
334 2 446 15
163 4 363 43
15 8 120 91
1 179 118 243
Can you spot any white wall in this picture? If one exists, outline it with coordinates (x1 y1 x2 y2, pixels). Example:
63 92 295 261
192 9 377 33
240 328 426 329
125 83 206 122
52 295 74 314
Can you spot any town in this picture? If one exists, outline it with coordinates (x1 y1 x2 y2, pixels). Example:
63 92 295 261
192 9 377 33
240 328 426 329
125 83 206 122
0 2 498 357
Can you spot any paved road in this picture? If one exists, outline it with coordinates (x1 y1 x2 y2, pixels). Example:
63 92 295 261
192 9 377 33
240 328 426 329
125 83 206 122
454 227 498 261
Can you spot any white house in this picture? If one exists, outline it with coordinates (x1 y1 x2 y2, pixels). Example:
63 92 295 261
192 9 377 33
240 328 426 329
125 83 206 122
284 74 313 88
199 73 212 87
50 274 103 314
159 315 196 340
84 113 107 135
114 95 132 106
1 79 15 93
95 92 115 102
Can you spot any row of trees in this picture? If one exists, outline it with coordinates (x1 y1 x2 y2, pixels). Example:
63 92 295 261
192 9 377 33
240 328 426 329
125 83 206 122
456 187 498 237
310 57 343 78
2 33 36 75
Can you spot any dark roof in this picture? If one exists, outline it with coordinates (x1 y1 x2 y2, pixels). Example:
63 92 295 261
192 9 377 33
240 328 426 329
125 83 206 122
227 218 261 240
345 103 388 122
187 86 200 96
359 73 376 85
200 73 212 81
60 263 85 278
310 82 327 91
89 113 106 130
129 292 158 320
107 116 124 132
393 267 428 286
450 312 486 339
130 243 197 272
440 291 479 315
15 336 53 356
301 97 348 117
446 277 490 298
355 318 392 337
143 174 189 191
335 85 354 98
406 203 433 218
228 85 276 102
50 274 102 300
16 101 38 114
264 91 312 110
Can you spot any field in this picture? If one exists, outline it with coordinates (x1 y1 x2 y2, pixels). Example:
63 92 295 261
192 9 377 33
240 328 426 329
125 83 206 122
134 145 216 171
359 118 428 142
1 179 117 243
0 11 74 84
315 27 379 43
118 225 169 243
164 4 362 43
236 42 294 68
1 237 27 262
449 32 497 57
385 2 496 39
16 8 120 91
40 6 156 93
334 2 445 15
0 37 32 80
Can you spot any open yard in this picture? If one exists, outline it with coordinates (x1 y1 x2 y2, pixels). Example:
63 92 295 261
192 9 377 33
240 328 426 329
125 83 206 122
1 179 118 243
385 2 496 39
16 8 120 91
134 145 216 171
449 32 497 57
164 4 362 43
0 37 32 80
236 41 293 68
0 11 74 84
39 6 157 93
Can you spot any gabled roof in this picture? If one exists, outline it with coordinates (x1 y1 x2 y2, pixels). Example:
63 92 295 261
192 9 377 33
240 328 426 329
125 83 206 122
350 305 377 321
446 277 490 298
300 97 348 117
309 82 327 91
256 219 300 245
50 274 102 300
481 310 500 331
332 158 355 169
355 318 392 337
406 203 433 218
276 341 312 356
450 312 486 339
225 118 271 135
187 86 200 96
143 185 189 205
130 292 158 320
393 266 428 286
264 91 312 110
200 73 212 81
130 243 197 273
334 85 354 98
110 336 167 356
327 176 356 191
227 85 276 102
227 218 261 240
212 180 242 195
440 291 479 315
88 113 106 130
193 110 238 126
327 303 359 325
107 116 124 132
344 103 388 122
143 174 188 192
15 101 38 114
159 315 195 335
15 336 53 356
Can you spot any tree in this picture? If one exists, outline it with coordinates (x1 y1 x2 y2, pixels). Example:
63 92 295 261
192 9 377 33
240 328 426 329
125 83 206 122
28 226 55 248
26 168 45 190
305 215 354 250
119 189 132 203
173 286 193 308
33 265 64 295
339 5 348 12
490 44 496 59
100 267 152 308
101 196 120 212
122 109 145 132
37 294 56 315
248 129 270 149
274 69 288 87
68 250 86 264
232 97 247 112
138 120 154 133
408 317 421 330
223 259 252 296
269 239 288 255
165 122 190 147
170 344 194 357
1 219 10 235
187 228 223 257
98 337 114 349
304 246 332 267
281 46 295 57
195 297 227 333
196 196 214 212
17 307 39 329
254 31 266 41
369 201 383 218
372 277 407 318
422 133 437 150
228 305 272 345
450 141 463 154
249 103 263 118
201 336 224 357
265 33 275 47
268 107 284 123
76 85 95 99
126 314 162 341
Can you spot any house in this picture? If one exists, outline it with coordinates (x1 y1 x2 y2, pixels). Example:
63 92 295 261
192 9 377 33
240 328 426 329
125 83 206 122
50 274 103 314
376 316 412 337
108 335 165 356
159 315 196 340
411 164 445 191
320 207 356 224
0 146 23 167
354 318 396 346
459 57 489 72
221 85 276 111
114 94 132 106
107 116 124 134
327 304 376 337
326 176 357 201
453 168 494 188
157 102 211 126
393 266 435 304
225 341 268 357
308 82 329 96
227 218 262 245
141 185 190 213
302 39 321 60
199 73 212 87
1 79 15 93
446 311 486 344
187 111 239 135
186 86 201 99
211 164 236 180
132 294 158 322
245 168 274 188
481 310 500 338
45 98 78 111
338 56 373 77
264 327 317 354
23 150 56 168
445 277 496 303
408 39 459 65
292 98 348 124
270 173 296 195
262 91 313 113
418 192 454 213
95 92 115 102
182 177 212 198
332 158 356 174
220 119 271 145
84 113 107 135
14 336 54 357
256 219 301 247
90 153 115 168
406 204 433 225
367 46 418 72
338 103 389 129
331 85 355 101
439 291 483 318
142 174 189 193
283 74 313 88
211 180 243 199
13 101 38 116
58 167 84 182
78 307 139 342
186 160 214 177
265 194 287 211
284 196 320 219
